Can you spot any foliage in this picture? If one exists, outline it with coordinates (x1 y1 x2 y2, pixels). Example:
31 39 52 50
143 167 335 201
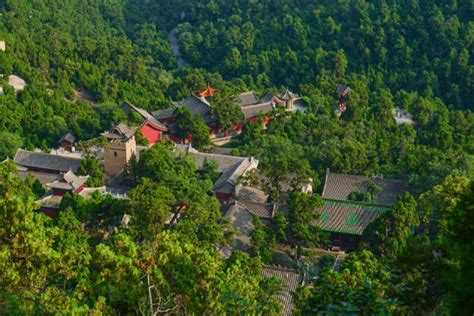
348 180 382 203
286 191 323 258
210 87 244 131
200 158 220 183
190 116 211 150
0 131 23 160
250 217 275 263
0 159 281 314
77 156 105 187
295 251 400 314
173 107 193 139
361 192 418 258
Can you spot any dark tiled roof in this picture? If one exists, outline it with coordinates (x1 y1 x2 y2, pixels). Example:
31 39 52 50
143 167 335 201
261 265 302 316
102 123 136 141
14 149 83 173
238 201 289 219
239 201 273 219
315 199 389 235
187 150 247 172
58 132 75 144
179 95 214 124
260 92 274 103
46 171 89 191
223 202 254 250
17 170 59 185
121 101 168 131
152 107 175 120
235 185 268 203
238 91 259 106
336 84 351 97
213 157 257 190
240 101 274 119
322 170 407 205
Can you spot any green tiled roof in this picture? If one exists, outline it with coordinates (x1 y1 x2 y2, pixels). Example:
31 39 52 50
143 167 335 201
315 199 389 235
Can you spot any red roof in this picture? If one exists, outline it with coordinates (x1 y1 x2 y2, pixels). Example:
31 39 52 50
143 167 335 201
199 83 216 97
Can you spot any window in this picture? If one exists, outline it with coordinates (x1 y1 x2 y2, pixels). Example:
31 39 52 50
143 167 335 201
114 151 117 157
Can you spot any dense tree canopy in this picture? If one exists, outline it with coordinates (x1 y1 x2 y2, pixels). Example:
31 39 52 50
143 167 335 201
0 0 472 314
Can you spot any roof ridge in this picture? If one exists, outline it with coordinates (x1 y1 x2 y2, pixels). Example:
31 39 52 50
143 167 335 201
322 198 390 210
262 264 299 274
16 149 83 161
329 171 405 183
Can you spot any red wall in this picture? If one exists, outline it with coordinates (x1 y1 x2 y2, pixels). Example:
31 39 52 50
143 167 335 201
141 124 161 145
215 191 232 203
40 207 59 219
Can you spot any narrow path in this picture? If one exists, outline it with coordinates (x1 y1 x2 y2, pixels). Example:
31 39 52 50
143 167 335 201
168 28 187 67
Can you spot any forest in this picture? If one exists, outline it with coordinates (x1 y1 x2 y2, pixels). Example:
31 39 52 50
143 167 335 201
0 0 473 314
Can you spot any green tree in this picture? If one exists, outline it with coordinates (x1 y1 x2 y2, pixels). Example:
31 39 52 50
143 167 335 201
361 193 418 258
190 116 211 150
287 191 323 258
77 156 105 187
211 91 243 131
294 251 400 314
173 107 193 139
0 131 23 160
127 178 176 239
250 217 275 263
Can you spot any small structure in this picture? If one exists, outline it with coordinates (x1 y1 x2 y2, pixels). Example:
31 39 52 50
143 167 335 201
58 132 76 152
102 123 137 177
0 41 5 52
392 108 414 126
238 91 259 107
175 144 258 202
14 149 83 174
46 171 88 197
261 265 303 316
8 75 26 92
199 83 216 97
336 84 351 114
154 95 218 142
120 101 168 146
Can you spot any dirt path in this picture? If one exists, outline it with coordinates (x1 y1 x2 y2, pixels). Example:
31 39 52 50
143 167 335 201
168 28 187 67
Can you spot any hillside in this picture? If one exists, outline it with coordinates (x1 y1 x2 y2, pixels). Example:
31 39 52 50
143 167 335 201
0 0 473 315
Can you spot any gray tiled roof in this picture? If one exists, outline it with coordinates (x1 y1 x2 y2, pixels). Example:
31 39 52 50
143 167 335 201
261 92 274 103
336 84 350 96
213 157 257 190
240 101 274 119
189 151 247 172
322 170 407 205
101 123 136 141
238 201 289 219
178 95 214 124
14 149 83 173
223 202 254 251
46 171 89 191
235 185 268 203
316 199 389 235
58 132 75 144
238 91 259 106
261 265 302 316
152 107 175 120
17 170 59 185
239 201 273 219
121 101 168 131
